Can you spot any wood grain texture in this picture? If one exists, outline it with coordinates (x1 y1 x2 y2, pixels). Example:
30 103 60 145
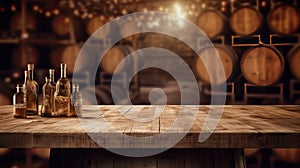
0 105 299 148
240 46 284 86
267 5 300 34
229 6 262 35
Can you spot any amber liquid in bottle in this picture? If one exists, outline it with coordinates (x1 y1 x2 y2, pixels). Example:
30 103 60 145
13 84 27 118
41 77 52 117
54 64 71 117
24 67 38 115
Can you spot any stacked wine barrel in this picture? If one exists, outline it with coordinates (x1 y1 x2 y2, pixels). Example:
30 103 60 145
195 2 300 89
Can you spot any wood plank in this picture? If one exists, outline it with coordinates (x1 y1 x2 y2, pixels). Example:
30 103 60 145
0 105 299 148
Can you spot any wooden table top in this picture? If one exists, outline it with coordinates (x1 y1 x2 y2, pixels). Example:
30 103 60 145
0 105 299 148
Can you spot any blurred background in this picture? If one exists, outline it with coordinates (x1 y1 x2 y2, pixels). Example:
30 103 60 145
0 0 299 167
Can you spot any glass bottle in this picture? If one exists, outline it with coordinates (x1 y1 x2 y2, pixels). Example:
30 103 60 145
71 84 83 117
13 84 27 118
49 69 56 113
24 70 38 115
41 77 52 117
54 63 71 117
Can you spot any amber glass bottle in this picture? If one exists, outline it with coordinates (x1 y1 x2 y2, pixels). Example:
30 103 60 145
13 84 27 118
41 77 52 117
71 84 83 117
24 69 38 115
54 63 71 117
49 69 56 113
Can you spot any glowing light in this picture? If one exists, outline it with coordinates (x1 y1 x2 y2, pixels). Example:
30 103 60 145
261 1 267 7
11 5 16 12
45 11 51 17
73 9 79 16
53 9 60 15
159 6 164 11
221 1 227 6
201 3 207 9
33 5 39 11
173 3 185 18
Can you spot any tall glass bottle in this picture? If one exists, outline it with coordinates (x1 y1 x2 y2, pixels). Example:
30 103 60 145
24 70 38 115
54 63 71 117
71 84 83 117
28 64 39 114
41 77 52 117
49 69 56 113
13 84 27 118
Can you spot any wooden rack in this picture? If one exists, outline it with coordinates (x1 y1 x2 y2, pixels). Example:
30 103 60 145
201 82 235 103
289 79 300 100
243 83 284 104
231 35 262 46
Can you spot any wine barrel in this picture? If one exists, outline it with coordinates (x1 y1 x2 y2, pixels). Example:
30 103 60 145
229 6 263 35
12 45 39 69
10 12 36 31
273 149 300 164
119 19 143 44
100 45 134 74
268 4 300 34
50 44 83 74
240 46 284 86
287 45 300 79
194 45 238 85
196 9 226 38
0 83 14 105
51 15 74 36
86 15 110 38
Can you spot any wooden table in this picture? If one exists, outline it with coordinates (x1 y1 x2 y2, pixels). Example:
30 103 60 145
0 105 299 168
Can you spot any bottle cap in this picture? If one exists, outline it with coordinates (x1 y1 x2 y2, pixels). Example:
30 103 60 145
16 84 24 88
60 63 67 69
49 69 55 74
27 64 34 71
72 84 79 89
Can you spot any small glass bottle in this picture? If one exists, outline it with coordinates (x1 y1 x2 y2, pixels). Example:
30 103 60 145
54 63 71 117
41 77 52 117
71 84 83 117
13 84 27 118
24 69 38 115
49 69 56 113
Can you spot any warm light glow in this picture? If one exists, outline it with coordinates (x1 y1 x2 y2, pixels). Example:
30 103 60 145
11 5 16 12
33 5 39 11
173 3 185 18
45 11 51 17
53 9 60 15
261 1 267 7
221 1 227 6
73 9 79 16
159 6 164 11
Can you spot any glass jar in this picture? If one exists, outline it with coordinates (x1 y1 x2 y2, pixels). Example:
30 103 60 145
41 77 52 117
54 63 71 117
24 69 38 115
71 84 83 117
13 84 27 118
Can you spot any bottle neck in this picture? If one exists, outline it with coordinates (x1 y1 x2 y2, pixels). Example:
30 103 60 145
24 71 29 82
17 87 23 92
28 70 34 80
60 68 67 78
50 73 55 82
